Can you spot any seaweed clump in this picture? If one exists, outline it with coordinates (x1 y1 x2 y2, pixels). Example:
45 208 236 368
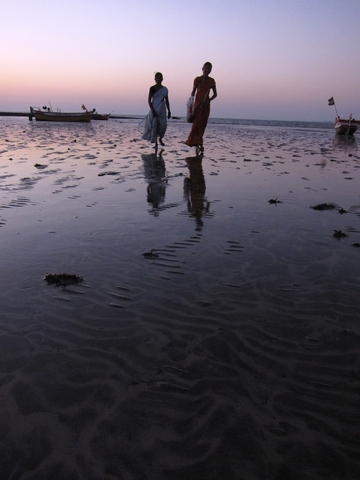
44 273 84 286
311 203 337 211
333 230 348 239
268 197 282 205
142 249 159 259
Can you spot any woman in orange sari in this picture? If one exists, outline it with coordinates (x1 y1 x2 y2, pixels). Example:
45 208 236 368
185 62 217 154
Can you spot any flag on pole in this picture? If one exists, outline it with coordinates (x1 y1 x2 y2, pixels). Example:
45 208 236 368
328 97 335 106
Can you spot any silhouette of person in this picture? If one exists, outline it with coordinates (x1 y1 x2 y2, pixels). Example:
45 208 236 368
142 72 171 149
185 62 217 155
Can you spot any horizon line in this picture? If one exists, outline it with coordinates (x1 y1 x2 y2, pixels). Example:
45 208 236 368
0 111 334 124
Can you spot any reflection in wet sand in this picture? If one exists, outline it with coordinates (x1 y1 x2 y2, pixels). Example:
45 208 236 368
332 133 357 155
142 150 167 213
1 118 360 479
184 156 210 230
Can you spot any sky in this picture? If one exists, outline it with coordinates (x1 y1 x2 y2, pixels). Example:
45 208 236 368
1 0 360 121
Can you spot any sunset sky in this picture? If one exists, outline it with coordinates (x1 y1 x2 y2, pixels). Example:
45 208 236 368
1 0 359 121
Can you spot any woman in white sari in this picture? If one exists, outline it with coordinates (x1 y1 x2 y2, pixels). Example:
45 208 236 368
142 72 171 146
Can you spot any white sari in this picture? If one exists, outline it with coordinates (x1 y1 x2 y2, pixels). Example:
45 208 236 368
142 86 168 143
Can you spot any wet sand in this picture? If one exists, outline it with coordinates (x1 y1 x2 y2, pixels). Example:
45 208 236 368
1 117 360 479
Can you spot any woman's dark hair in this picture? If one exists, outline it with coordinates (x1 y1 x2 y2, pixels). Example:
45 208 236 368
203 62 212 69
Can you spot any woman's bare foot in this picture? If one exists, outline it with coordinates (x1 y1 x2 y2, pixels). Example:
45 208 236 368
196 145 204 155
159 138 165 146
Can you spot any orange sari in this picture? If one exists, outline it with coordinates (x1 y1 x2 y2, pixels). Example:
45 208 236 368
185 76 216 147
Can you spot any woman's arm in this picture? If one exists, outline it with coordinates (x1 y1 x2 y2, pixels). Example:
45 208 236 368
203 85 217 106
165 96 171 119
147 89 157 116
209 85 217 102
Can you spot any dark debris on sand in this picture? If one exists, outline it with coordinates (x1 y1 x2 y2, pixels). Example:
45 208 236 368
44 273 84 286
142 249 159 259
333 230 348 239
311 203 347 214
98 171 119 177
268 197 282 205
311 203 336 211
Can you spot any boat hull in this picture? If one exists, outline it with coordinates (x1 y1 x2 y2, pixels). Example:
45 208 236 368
30 108 93 123
335 118 360 135
92 113 110 120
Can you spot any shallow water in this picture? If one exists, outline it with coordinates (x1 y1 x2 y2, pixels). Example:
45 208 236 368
1 117 360 479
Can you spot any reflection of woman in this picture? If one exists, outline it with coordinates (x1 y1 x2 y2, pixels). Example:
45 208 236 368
185 62 217 154
142 72 171 147
142 151 167 212
184 156 210 230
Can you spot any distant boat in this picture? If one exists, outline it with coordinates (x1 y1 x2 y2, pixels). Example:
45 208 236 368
92 112 110 120
334 116 360 135
29 106 93 122
328 97 359 135
80 105 110 120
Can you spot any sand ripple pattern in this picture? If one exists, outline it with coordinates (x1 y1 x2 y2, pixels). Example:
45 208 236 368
0 118 360 479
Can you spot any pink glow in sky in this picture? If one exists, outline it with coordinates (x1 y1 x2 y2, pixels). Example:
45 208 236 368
1 0 360 120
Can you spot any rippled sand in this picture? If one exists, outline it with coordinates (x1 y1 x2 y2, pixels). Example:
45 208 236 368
1 117 360 479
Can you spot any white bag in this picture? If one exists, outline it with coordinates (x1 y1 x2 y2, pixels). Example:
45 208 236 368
186 96 195 123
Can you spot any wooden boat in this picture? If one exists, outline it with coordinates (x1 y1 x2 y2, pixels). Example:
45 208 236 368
334 116 360 135
328 98 359 135
92 112 110 120
80 105 110 121
29 107 93 122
